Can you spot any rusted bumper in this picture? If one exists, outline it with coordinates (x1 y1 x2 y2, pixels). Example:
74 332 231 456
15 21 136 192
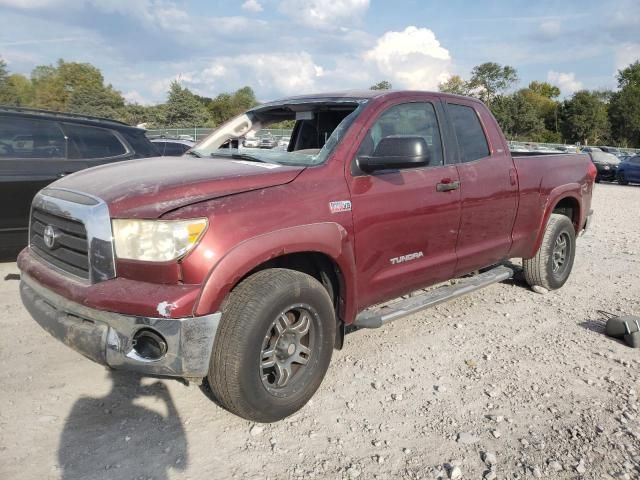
20 274 221 378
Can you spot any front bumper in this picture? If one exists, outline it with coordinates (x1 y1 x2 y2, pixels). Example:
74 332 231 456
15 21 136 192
20 274 221 378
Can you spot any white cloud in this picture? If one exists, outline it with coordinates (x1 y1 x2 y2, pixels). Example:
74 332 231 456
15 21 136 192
279 0 369 29
123 90 151 105
615 43 640 71
547 71 584 95
365 26 451 90
197 52 324 96
539 20 561 38
242 0 263 13
0 0 58 7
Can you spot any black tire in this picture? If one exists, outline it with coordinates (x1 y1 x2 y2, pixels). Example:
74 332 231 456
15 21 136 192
523 213 576 291
617 171 629 185
208 268 335 422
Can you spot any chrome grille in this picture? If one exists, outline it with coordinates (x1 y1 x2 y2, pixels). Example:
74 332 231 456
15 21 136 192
29 188 116 283
30 208 90 279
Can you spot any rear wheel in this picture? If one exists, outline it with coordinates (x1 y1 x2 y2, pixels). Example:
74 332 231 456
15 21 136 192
617 171 629 185
523 213 576 291
208 268 335 422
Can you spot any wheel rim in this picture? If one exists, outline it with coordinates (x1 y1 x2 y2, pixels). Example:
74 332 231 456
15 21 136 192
260 305 314 392
552 232 571 275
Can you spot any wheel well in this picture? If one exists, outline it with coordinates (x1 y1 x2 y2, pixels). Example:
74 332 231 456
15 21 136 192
241 252 346 349
553 197 580 231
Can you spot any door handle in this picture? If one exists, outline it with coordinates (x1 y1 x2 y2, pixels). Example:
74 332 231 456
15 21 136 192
436 180 460 192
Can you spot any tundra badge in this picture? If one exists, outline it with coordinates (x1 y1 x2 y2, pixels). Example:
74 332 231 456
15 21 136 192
390 252 424 265
329 200 352 213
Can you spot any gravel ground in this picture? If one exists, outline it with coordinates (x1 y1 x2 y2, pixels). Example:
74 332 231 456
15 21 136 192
1 183 640 480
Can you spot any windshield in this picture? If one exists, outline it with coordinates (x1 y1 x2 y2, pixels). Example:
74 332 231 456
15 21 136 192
191 101 366 166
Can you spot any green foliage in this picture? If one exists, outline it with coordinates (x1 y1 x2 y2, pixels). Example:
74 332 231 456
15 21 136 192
163 81 210 128
527 81 560 99
205 86 259 126
609 61 640 147
559 90 610 145
370 80 392 90
438 75 470 96
491 92 545 140
468 62 518 105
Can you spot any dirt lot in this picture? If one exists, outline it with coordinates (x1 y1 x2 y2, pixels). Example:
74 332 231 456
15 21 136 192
1 183 640 480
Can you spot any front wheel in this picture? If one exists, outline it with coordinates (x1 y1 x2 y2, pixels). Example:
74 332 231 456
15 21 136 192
523 213 576 291
208 268 336 422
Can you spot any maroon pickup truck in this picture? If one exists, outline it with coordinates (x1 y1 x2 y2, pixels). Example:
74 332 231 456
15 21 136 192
18 90 596 422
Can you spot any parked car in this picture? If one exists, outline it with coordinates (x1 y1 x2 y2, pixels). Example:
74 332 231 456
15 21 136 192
18 90 595 422
277 136 291 149
599 146 623 156
243 137 260 148
584 150 620 182
0 106 159 248
258 135 277 149
580 146 602 153
151 138 195 156
617 155 640 185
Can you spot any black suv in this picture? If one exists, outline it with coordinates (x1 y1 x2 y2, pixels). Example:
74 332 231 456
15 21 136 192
0 107 159 248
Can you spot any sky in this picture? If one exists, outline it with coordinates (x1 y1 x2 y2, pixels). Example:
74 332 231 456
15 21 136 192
0 0 638 105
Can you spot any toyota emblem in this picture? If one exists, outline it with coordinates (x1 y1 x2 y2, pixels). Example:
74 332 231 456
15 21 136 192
43 225 59 249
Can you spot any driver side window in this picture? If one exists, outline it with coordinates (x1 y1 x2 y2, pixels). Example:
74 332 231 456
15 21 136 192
356 102 444 167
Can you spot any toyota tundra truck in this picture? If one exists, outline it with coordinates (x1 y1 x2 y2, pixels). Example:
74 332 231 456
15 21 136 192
18 90 596 422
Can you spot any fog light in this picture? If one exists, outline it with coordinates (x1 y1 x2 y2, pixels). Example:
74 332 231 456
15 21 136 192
132 329 167 360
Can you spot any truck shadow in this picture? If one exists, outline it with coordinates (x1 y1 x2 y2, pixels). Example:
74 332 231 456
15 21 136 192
58 370 188 480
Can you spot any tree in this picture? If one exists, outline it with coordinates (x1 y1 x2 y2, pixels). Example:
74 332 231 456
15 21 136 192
560 90 610 145
491 92 545 141
163 81 210 128
205 86 259 126
609 61 640 147
468 62 518 105
527 81 560 99
438 75 470 96
370 80 392 90
0 58 12 104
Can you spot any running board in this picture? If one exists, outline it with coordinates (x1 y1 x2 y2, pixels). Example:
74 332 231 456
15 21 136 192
353 265 514 329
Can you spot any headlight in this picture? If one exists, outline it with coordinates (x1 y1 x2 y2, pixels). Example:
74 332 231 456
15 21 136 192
112 218 208 262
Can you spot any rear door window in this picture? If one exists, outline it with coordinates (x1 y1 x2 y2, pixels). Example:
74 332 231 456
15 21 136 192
0 115 66 159
447 104 490 163
62 123 127 160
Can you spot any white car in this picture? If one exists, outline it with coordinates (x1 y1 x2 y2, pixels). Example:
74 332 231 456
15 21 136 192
243 137 259 148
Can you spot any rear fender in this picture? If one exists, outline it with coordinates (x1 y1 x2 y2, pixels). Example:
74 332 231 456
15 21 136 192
194 222 357 322
528 183 582 258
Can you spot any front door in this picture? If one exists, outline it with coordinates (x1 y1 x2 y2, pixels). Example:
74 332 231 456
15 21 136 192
347 99 462 310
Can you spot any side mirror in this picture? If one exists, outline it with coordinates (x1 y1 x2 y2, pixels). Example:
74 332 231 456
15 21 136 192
358 135 430 173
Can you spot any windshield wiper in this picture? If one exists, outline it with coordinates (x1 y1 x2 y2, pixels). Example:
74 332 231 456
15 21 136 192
213 152 276 164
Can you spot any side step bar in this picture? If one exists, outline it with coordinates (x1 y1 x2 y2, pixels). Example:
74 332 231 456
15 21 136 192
353 265 514 329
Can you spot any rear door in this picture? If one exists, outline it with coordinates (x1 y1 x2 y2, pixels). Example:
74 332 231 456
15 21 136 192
444 100 518 275
0 114 86 241
347 97 462 309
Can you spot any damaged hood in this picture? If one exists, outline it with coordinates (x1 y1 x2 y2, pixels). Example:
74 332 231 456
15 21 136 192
53 156 305 218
